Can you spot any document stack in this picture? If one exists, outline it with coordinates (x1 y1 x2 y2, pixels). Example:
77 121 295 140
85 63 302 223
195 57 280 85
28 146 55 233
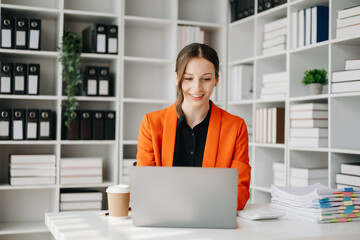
291 167 328 187
230 65 253 101
260 71 287 100
273 162 286 187
60 189 102 211
271 183 360 223
336 163 360 189
60 158 103 185
177 25 205 52
332 59 360 94
289 103 328 148
262 17 287 55
255 107 285 144
336 5 360 39
9 154 56 186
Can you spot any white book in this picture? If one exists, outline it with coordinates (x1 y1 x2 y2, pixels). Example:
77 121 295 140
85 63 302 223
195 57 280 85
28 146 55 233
10 164 55 169
261 86 287 95
267 107 272 143
336 23 360 39
264 17 287 33
60 191 103 202
292 11 298 49
298 9 305 48
256 108 260 143
291 119 328 128
273 162 285 171
337 15 360 28
290 168 328 179
260 93 286 100
345 59 360 70
332 80 360 93
232 65 253 101
332 69 360 82
290 177 328 187
273 179 286 187
262 35 286 48
10 177 55 186
60 158 102 168
60 201 102 211
263 81 287 88
10 154 56 164
60 176 103 185
305 7 311 46
290 110 328 119
337 5 360 20
262 43 286 55
336 174 360 187
289 137 328 148
263 71 287 84
259 108 264 143
262 108 268 143
290 103 328 111
290 128 328 137
60 168 103 176
264 27 287 41
273 170 286 180
10 168 56 177
340 163 360 176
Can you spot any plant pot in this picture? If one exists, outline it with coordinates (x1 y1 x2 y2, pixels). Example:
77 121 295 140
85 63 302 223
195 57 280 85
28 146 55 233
307 83 323 95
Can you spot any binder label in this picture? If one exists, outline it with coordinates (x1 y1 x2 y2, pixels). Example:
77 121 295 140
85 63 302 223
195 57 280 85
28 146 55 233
16 31 26 46
1 29 12 47
1 77 11 93
40 122 49 137
0 122 9 136
27 122 37 138
28 75 38 94
87 79 97 95
99 80 109 95
15 76 25 91
108 38 117 53
13 120 23 139
29 30 40 49
97 34 106 53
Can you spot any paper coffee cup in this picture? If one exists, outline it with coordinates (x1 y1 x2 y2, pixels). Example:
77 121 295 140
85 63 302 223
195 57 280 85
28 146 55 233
106 185 130 218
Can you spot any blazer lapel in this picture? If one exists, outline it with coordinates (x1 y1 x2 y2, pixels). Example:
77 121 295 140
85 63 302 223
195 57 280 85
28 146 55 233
203 102 221 167
161 104 177 166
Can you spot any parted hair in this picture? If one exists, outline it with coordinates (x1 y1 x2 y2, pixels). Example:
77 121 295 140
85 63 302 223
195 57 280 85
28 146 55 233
175 43 219 118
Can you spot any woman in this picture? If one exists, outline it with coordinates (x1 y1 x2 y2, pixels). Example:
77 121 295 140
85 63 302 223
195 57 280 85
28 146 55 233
136 43 251 210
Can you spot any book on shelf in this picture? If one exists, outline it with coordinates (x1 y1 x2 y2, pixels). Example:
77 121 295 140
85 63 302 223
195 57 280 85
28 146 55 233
332 81 360 93
60 189 103 202
332 69 360 82
262 35 286 49
60 158 102 168
340 163 360 176
60 176 103 185
272 107 285 144
60 201 102 211
337 14 360 29
274 170 286 180
9 163 56 169
264 27 287 41
260 93 286 100
273 178 286 187
336 174 360 187
336 23 360 39
273 162 285 172
290 128 328 138
290 119 328 128
60 168 102 176
298 9 305 48
290 177 327 187
230 65 253 101
290 103 328 111
337 5 360 20
9 154 56 164
264 17 287 33
9 176 55 186
337 183 359 189
345 59 360 71
289 137 328 148
311 6 329 44
10 168 56 177
261 85 287 95
305 7 311 46
262 43 286 55
290 110 328 119
291 11 298 49
290 167 328 179
263 71 287 84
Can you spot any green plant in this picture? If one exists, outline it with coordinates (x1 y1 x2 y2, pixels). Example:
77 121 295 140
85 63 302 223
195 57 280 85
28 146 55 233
302 69 328 86
60 29 82 128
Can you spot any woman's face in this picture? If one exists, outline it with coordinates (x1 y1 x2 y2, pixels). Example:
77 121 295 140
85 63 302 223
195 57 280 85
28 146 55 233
180 57 218 109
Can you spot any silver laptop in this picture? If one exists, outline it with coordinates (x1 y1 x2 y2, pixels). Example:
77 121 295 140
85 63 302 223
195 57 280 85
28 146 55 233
129 166 238 229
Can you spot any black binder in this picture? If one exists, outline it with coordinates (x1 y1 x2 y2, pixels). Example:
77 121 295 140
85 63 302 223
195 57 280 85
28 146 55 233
0 108 12 140
258 0 264 13
236 0 244 20
264 0 273 10
249 0 255 16
27 64 40 95
13 63 27 95
243 0 250 18
82 23 107 53
39 109 52 140
63 110 80 140
107 25 118 54
14 18 28 49
84 66 97 96
92 111 105 140
80 110 92 140
230 0 238 22
0 62 13 94
28 19 41 50
1 17 14 49
26 109 39 140
12 108 25 140
105 111 115 140
98 67 110 96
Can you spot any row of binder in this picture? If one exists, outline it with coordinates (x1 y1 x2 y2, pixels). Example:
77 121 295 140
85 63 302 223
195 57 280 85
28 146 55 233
79 66 112 96
62 110 116 140
82 23 118 54
1 17 41 50
0 108 54 140
258 0 287 13
0 62 40 95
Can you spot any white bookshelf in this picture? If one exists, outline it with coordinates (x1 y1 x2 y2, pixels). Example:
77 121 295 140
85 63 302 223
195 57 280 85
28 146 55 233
229 0 360 204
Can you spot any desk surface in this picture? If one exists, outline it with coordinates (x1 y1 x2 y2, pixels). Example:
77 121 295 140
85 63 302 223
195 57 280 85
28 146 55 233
45 204 360 240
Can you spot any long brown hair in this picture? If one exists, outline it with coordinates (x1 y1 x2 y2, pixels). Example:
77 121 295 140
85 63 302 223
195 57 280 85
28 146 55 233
175 43 219 117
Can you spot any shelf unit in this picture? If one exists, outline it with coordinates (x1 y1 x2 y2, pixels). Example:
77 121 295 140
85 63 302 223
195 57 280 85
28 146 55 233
229 0 360 204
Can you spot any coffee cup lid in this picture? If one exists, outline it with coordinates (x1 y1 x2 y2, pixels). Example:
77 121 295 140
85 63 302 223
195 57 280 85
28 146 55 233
106 184 130 193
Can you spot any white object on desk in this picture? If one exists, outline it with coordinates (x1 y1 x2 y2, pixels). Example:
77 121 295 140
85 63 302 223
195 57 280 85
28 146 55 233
237 209 285 220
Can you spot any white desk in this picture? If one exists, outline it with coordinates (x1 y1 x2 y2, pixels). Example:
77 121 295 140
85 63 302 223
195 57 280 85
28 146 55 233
45 204 360 240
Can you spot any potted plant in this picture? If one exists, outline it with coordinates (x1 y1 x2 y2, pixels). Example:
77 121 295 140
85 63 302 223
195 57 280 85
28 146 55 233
302 69 328 95
59 29 82 128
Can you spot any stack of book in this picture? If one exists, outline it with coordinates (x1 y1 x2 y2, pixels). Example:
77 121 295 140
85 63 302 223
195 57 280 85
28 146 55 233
260 71 287 100
177 25 205 52
122 159 137 184
289 103 328 148
336 5 360 39
262 17 287 55
271 183 360 223
290 167 328 188
273 162 286 187
336 163 360 189
254 107 285 144
293 6 329 48
230 65 253 101
9 154 56 186
60 189 102 211
60 158 103 185
332 59 360 93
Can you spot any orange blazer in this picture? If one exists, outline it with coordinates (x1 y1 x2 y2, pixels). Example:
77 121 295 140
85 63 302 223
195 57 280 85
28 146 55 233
136 102 251 210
